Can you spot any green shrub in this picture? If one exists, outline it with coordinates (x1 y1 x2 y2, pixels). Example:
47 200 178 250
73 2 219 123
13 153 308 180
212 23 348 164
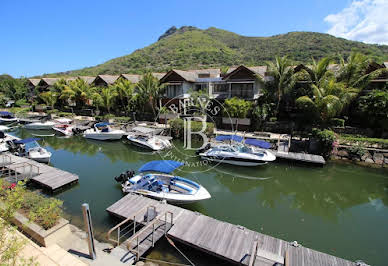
0 181 63 230
223 97 253 118
169 118 214 139
113 116 132 123
347 145 366 159
312 128 336 158
330 118 345 128
269 117 277 122
15 99 28 107
339 134 388 148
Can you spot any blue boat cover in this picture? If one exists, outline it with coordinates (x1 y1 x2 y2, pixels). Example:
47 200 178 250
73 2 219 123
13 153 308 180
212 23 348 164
14 138 41 144
95 122 110 127
245 138 271 149
215 135 243 142
0 111 13 116
139 160 184 174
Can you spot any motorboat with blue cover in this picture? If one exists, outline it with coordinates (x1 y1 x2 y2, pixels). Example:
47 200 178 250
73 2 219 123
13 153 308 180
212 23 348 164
115 160 211 204
0 111 18 124
10 138 52 163
198 135 276 166
83 122 125 140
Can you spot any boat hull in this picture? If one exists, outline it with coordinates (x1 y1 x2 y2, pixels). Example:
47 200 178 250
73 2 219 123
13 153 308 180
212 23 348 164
25 123 57 130
53 126 73 136
84 133 124 140
199 154 268 166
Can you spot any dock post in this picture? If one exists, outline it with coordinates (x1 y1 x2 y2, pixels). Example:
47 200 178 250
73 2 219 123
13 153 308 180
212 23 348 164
82 203 96 260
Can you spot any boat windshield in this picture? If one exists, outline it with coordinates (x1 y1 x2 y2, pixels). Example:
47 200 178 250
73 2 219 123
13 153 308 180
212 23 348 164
24 141 40 151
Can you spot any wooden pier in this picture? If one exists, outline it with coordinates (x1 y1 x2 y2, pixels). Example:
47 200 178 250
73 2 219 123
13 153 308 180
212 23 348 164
106 194 353 265
274 151 325 165
0 153 78 191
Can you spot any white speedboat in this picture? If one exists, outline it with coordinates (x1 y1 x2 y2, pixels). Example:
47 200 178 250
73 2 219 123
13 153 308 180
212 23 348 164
12 138 52 163
116 160 211 204
126 126 171 151
0 132 18 152
25 120 57 130
53 124 74 136
0 111 18 124
83 122 125 140
198 135 276 166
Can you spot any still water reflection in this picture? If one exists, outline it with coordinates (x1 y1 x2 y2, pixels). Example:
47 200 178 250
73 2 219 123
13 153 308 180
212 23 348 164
14 129 388 266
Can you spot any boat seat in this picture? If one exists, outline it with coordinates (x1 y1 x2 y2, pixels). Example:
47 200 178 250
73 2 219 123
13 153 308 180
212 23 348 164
170 181 194 194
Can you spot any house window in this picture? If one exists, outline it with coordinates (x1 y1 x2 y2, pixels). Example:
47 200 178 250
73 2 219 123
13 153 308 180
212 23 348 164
231 83 254 98
213 83 228 94
167 85 183 98
198 73 210 78
195 83 208 92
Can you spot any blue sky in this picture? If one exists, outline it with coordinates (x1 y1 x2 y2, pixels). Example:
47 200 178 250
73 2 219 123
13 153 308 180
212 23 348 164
1 0 382 77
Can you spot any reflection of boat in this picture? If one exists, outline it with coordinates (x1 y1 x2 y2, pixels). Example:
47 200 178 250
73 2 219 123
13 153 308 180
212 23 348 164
198 135 276 166
116 160 211 204
0 111 18 124
127 127 171 151
11 138 52 163
83 122 125 140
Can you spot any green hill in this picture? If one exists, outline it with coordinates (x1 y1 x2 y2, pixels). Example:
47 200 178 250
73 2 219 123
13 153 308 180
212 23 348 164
49 26 388 76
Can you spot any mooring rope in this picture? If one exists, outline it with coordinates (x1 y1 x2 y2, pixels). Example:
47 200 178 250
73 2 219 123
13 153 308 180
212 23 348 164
166 236 195 266
138 257 191 266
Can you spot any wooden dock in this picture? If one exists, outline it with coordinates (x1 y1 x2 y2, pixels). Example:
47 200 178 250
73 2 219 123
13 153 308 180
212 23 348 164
274 151 326 165
106 194 353 265
0 153 78 191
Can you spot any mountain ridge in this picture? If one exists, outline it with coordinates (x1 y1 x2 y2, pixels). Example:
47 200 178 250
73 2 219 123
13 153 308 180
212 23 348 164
43 26 388 77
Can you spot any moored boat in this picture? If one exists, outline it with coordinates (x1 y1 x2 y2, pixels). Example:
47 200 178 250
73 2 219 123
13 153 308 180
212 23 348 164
83 122 125 140
126 126 171 151
11 138 52 163
198 135 276 166
52 124 74 136
0 111 19 124
116 160 211 204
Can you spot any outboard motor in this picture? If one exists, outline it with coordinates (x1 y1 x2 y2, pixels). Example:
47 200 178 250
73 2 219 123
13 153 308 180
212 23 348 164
6 140 16 151
114 170 135 183
195 143 211 155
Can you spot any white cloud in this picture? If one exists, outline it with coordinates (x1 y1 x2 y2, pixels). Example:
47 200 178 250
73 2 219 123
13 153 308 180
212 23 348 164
324 0 388 45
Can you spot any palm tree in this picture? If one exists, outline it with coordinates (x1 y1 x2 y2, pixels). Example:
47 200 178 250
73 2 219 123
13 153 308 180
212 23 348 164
111 78 136 113
266 56 296 113
295 78 355 123
39 91 58 109
99 87 117 113
337 52 388 90
136 72 166 117
60 78 92 108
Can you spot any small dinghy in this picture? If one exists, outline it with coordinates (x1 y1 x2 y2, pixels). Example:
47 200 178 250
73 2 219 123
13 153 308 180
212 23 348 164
0 111 18 124
11 138 52 163
53 124 74 136
83 122 125 140
198 135 276 166
116 160 211 204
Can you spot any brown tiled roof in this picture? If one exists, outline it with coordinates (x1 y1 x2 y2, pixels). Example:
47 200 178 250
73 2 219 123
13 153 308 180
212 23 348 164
28 78 41 86
152 73 166 80
40 78 60 86
186 68 220 78
120 74 141 83
224 65 267 79
95 75 119 85
78 76 95 84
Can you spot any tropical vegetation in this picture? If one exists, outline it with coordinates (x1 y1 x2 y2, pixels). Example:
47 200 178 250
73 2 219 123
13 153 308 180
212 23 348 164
43 26 388 77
